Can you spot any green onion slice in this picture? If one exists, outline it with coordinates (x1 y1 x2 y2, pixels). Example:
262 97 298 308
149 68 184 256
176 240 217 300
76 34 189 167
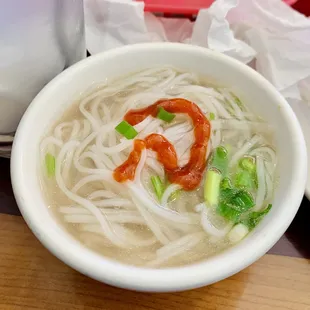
151 176 165 200
157 107 176 123
235 170 253 189
204 169 222 206
209 146 229 175
217 188 255 222
115 121 138 139
221 177 232 190
217 202 242 222
45 153 56 177
240 204 272 230
235 156 257 190
239 157 256 173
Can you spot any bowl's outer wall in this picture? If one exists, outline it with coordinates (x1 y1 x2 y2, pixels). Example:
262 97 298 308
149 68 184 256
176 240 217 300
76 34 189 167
11 43 307 292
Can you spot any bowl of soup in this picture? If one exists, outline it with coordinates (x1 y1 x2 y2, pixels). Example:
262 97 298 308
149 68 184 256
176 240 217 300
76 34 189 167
11 43 307 292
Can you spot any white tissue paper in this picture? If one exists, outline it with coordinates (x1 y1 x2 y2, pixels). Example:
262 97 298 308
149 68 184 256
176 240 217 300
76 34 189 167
84 0 310 100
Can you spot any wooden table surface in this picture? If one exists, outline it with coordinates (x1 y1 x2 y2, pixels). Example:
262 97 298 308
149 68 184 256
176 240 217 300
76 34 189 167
0 157 310 310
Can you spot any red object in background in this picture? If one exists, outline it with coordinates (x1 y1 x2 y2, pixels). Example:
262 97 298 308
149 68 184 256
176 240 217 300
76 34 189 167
293 0 310 16
136 0 213 14
136 0 299 14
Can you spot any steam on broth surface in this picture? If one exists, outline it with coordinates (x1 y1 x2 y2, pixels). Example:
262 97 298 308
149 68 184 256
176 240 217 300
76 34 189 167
40 66 276 268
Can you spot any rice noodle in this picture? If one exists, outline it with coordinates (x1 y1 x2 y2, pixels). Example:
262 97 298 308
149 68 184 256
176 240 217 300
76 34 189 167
230 135 261 167
55 141 130 248
88 190 116 199
161 184 182 207
128 183 199 224
195 203 233 238
146 232 205 267
131 196 170 245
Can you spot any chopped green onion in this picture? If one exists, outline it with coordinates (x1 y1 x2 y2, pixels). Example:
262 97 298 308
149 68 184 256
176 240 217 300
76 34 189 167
216 146 227 158
240 204 272 230
235 156 257 190
239 157 256 173
217 188 254 222
235 170 253 189
209 146 229 175
220 187 238 201
115 121 138 139
221 177 232 190
229 190 254 212
157 107 176 123
45 153 56 178
217 202 241 222
204 169 222 206
209 112 215 120
151 176 165 200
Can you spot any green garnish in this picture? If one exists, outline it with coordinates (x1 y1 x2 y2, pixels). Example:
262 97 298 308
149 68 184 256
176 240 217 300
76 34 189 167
209 146 229 175
221 177 232 190
220 188 254 211
239 204 272 230
204 147 266 226
209 112 215 120
217 202 242 222
157 107 176 123
45 153 56 177
228 190 255 212
220 187 237 200
217 188 254 222
204 169 222 206
115 121 138 139
204 145 262 225
235 156 257 190
235 170 253 189
239 157 256 173
151 176 165 200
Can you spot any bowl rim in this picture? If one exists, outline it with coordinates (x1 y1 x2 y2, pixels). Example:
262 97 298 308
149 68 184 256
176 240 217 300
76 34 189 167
10 43 307 292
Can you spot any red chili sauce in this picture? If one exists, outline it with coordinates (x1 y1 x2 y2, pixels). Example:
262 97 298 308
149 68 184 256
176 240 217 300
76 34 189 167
113 98 211 190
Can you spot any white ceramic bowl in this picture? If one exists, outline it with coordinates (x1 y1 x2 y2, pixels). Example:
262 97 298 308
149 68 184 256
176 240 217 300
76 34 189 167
11 43 307 292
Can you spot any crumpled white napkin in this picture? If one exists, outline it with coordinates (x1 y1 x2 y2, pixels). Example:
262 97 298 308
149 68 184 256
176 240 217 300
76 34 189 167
189 0 256 63
84 0 310 101
84 0 256 63
84 0 310 104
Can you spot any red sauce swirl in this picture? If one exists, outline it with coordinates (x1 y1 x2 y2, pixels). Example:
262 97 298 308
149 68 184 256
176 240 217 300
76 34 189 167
113 98 211 190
